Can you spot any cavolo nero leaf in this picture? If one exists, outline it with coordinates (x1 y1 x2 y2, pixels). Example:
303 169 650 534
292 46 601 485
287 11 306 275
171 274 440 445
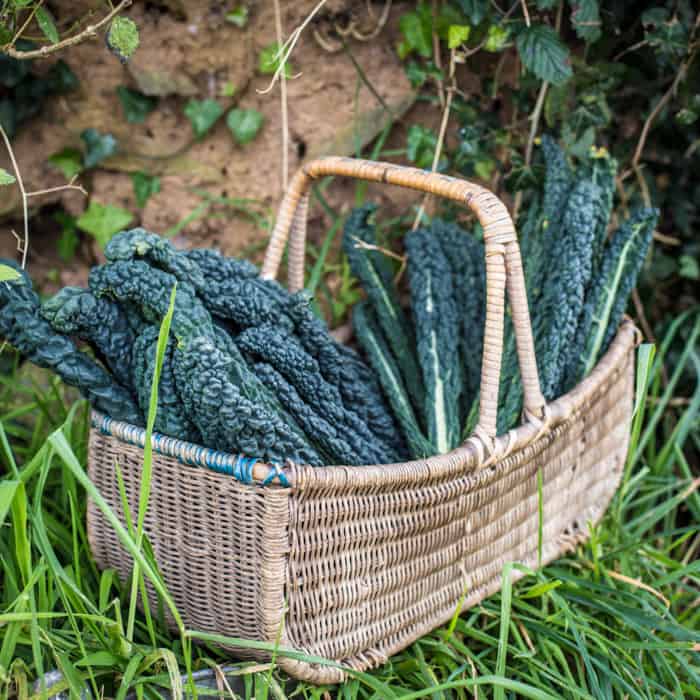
516 24 572 85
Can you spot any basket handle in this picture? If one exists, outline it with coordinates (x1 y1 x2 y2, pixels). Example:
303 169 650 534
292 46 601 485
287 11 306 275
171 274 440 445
261 157 545 441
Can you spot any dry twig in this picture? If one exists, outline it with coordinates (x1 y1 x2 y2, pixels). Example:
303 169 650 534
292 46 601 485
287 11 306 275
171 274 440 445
2 0 132 59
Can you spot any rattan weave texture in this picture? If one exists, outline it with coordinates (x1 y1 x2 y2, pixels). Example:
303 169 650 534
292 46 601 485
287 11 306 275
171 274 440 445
86 157 639 684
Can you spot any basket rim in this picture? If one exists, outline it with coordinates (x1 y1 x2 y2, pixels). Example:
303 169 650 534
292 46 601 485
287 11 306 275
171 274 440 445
91 320 639 490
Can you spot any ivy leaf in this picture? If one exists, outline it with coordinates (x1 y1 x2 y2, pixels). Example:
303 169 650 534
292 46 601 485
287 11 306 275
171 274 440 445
54 212 79 262
46 60 79 93
569 0 601 43
131 172 160 208
184 99 224 139
226 108 264 145
398 4 432 59
0 264 20 282
455 0 489 25
117 86 157 123
107 17 140 63
448 25 471 49
0 168 16 186
81 129 118 168
679 255 700 280
76 201 133 249
226 6 249 28
407 125 439 170
36 7 59 44
258 42 292 77
48 148 83 179
516 25 572 85
484 24 510 52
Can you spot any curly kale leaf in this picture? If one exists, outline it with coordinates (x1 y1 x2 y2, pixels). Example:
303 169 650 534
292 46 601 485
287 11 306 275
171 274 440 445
431 220 485 421
237 322 400 465
41 287 135 387
132 325 201 442
89 261 213 341
286 291 405 454
539 179 600 399
353 302 433 459
254 362 366 465
343 205 425 419
0 272 141 424
573 207 657 382
406 226 462 454
172 334 322 465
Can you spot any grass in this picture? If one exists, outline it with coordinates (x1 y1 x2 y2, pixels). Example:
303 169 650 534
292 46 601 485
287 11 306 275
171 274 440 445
0 300 699 699
0 312 700 700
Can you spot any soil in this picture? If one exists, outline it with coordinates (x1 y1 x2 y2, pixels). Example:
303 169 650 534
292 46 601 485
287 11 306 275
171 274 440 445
0 1 483 297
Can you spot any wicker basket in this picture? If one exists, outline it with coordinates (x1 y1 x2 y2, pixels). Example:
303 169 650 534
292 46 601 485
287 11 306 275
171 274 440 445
87 157 638 684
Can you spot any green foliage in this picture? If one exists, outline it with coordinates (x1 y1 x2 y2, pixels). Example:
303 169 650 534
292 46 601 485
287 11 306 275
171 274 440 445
0 263 20 282
455 0 488 25
406 226 462 455
54 212 79 262
226 107 263 145
225 6 249 28
516 25 572 86
80 128 117 168
183 98 224 139
34 6 58 43
76 202 133 249
106 16 140 62
352 301 433 458
568 0 601 43
116 86 157 124
407 124 444 170
398 3 433 59
0 50 78 138
447 24 471 49
0 167 15 185
48 148 83 179
343 207 425 417
258 42 292 77
131 172 160 208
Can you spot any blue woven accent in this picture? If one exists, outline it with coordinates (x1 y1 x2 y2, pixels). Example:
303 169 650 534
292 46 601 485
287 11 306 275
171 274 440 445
262 463 290 487
91 412 292 486
233 456 258 484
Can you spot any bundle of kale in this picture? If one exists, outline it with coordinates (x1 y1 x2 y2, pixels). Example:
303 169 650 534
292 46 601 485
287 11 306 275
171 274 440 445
0 233 406 467
346 136 658 458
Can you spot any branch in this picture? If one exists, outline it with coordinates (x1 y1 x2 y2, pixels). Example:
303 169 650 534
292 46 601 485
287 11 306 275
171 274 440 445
2 0 132 60
272 0 289 191
0 124 29 268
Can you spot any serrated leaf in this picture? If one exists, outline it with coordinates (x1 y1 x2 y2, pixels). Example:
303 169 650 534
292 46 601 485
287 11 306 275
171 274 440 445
455 0 489 24
116 86 157 123
48 148 83 179
0 167 16 186
35 7 59 44
0 264 20 282
131 172 160 208
484 24 510 52
76 201 133 249
258 42 292 77
81 129 118 168
448 24 471 49
226 6 249 28
183 98 224 139
107 17 140 62
516 24 572 85
226 108 263 145
569 0 601 43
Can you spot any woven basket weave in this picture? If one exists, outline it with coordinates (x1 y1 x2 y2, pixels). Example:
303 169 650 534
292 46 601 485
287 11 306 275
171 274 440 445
87 157 638 684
